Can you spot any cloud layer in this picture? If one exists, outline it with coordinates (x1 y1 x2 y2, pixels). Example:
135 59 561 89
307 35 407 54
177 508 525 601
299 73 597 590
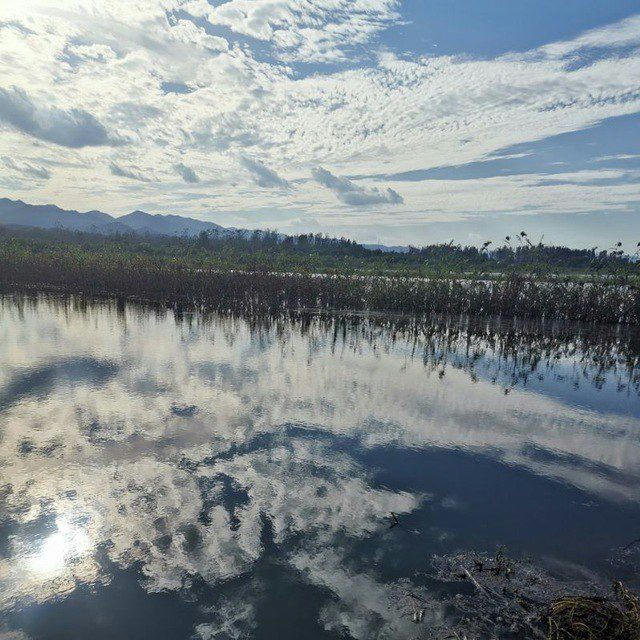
0 2 638 244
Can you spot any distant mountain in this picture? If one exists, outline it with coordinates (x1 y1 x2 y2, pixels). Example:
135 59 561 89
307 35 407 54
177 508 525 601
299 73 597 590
118 210 226 236
0 198 126 234
0 198 231 237
363 243 410 253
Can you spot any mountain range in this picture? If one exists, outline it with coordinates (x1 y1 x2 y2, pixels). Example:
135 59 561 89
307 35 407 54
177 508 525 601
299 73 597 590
0 198 412 252
0 198 235 237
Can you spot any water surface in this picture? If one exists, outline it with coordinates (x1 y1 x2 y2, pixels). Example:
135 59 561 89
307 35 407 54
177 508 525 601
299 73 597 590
1 295 639 639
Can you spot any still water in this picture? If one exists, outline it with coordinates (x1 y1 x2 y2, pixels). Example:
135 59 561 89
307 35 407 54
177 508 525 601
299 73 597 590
1 294 639 639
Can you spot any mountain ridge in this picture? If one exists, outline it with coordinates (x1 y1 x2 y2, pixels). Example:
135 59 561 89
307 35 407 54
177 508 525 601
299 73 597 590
0 197 411 251
0 198 233 238
118 209 227 236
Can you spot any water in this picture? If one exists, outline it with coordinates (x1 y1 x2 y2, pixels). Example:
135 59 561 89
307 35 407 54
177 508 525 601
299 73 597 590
1 294 639 639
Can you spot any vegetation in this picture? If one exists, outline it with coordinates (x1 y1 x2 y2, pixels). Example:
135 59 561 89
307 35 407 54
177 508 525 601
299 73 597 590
1 225 640 324
1 225 639 277
434 549 640 640
547 582 640 640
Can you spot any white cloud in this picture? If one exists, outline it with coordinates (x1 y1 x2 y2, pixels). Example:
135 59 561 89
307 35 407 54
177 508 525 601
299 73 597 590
312 166 403 205
110 161 152 182
193 598 256 640
0 86 122 148
0 3 639 240
239 155 290 188
292 549 446 639
174 162 200 183
2 156 51 180
540 13 640 58
204 0 400 62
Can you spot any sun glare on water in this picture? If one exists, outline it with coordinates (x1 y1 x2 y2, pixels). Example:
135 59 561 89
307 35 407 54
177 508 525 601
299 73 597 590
27 517 91 577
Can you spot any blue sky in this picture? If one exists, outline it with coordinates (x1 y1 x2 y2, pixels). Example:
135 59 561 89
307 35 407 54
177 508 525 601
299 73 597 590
383 0 640 58
0 0 639 248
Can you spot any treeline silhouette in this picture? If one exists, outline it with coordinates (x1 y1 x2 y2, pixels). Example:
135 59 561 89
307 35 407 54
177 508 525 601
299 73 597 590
1 225 639 324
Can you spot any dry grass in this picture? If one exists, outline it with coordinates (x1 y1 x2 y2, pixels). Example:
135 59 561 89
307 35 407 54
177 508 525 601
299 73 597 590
547 582 640 640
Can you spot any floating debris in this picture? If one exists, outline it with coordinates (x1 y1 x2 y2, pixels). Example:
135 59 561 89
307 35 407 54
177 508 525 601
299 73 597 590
430 549 640 639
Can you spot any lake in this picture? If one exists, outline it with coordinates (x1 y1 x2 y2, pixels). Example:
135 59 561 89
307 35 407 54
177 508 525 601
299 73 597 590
1 294 639 639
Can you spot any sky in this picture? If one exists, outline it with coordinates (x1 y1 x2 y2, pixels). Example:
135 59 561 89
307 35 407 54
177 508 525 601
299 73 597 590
0 1 640 248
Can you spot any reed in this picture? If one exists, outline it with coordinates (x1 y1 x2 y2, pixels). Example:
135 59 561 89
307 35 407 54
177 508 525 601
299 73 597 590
1 231 639 325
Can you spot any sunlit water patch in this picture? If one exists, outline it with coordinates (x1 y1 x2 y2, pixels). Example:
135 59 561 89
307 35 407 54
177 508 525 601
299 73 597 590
0 294 639 639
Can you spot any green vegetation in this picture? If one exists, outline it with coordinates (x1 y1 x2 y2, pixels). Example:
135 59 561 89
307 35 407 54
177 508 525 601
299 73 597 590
1 224 639 277
1 225 639 324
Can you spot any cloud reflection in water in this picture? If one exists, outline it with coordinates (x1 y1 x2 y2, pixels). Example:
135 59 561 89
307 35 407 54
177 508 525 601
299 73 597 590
0 294 639 638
